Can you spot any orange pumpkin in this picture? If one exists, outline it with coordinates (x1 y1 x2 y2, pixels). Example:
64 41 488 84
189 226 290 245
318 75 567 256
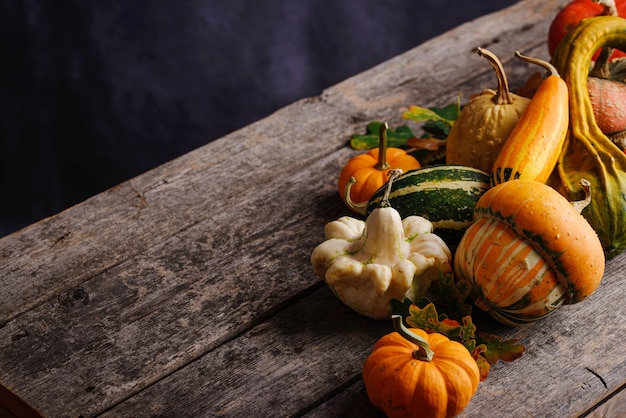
454 179 605 326
362 315 480 418
338 122 420 210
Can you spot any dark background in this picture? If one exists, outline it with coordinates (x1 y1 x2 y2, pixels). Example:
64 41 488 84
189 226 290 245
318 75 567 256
0 0 518 237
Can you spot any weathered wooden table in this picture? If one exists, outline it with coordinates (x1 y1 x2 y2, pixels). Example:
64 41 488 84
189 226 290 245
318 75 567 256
1 0 625 416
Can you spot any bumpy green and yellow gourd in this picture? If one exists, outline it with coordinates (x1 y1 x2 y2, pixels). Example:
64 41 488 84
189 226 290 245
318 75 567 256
445 48 530 173
551 15 626 258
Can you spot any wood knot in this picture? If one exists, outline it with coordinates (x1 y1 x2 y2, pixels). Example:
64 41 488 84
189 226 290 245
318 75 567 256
58 288 90 309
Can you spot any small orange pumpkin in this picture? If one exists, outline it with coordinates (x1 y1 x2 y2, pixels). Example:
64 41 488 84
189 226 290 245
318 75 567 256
362 315 480 418
338 122 420 210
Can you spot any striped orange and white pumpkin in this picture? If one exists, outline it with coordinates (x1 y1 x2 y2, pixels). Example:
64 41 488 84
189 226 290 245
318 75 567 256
454 179 605 326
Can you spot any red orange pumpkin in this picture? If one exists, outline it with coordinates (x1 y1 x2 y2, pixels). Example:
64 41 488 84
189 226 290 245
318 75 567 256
338 122 420 209
363 316 479 418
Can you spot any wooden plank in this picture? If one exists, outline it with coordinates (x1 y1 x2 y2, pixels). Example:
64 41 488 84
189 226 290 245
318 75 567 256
0 0 565 415
86 250 626 417
99 287 390 417
0 0 556 325
0 174 337 416
0 115 341 326
302 380 379 418
3 0 624 417
584 387 626 418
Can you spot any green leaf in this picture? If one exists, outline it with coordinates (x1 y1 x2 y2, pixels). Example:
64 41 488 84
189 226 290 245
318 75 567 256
405 302 441 329
476 332 526 364
428 270 473 321
422 120 452 139
349 97 461 153
390 297 414 319
431 101 462 121
402 106 450 124
347 98 461 165
349 121 416 150
402 98 461 139
391 297 433 321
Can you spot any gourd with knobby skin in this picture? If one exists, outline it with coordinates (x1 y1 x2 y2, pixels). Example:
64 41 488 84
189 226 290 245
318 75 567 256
362 315 480 418
586 46 626 149
454 179 605 326
445 47 530 173
588 71 626 141
550 15 626 258
548 1 626 148
491 52 569 185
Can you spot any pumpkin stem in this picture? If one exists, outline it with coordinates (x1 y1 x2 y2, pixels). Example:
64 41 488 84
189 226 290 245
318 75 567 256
380 169 403 208
609 130 626 150
476 47 513 105
344 168 403 214
595 0 617 16
514 51 560 78
590 0 617 78
344 177 368 215
590 47 613 78
375 122 391 170
391 315 434 362
571 178 593 214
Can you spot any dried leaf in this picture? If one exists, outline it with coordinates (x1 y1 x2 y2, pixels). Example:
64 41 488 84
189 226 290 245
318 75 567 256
391 281 526 381
406 137 446 151
473 349 491 381
404 302 476 347
477 332 526 364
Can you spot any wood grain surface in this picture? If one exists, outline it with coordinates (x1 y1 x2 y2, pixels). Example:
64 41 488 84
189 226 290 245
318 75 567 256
1 0 624 416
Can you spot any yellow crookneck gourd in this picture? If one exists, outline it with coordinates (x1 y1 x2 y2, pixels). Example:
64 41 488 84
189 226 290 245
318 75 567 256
551 15 626 258
445 47 530 173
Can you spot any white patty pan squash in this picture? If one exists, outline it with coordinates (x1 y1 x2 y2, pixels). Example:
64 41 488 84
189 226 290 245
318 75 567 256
310 202 452 320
